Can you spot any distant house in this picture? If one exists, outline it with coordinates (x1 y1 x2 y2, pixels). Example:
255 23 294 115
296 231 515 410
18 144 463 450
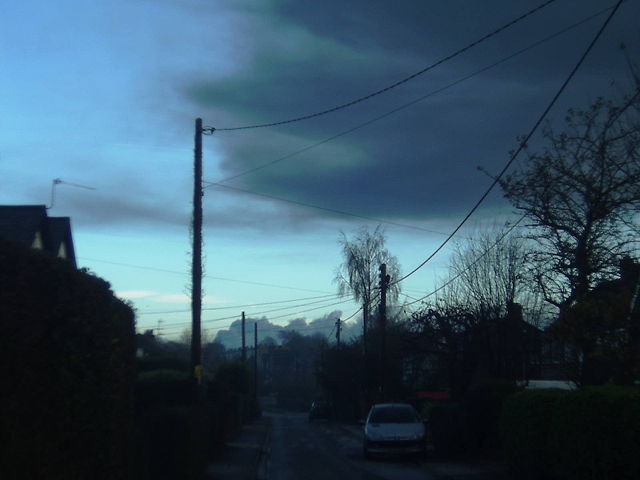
402 302 580 395
0 205 76 267
543 258 640 386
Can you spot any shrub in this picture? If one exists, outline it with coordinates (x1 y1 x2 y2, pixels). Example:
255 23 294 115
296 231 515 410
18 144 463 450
0 238 136 479
500 389 567 479
549 386 640 480
137 354 189 373
135 405 213 480
133 369 217 478
463 379 520 454
430 403 468 457
215 361 252 395
135 369 197 411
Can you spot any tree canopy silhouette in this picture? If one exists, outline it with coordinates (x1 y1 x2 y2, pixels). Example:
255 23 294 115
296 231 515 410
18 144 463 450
500 88 640 310
334 225 401 345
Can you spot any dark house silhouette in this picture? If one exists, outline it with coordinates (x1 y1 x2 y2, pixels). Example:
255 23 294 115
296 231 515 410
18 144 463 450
0 205 76 268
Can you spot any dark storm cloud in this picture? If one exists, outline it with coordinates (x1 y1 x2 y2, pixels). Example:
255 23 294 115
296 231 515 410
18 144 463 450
185 0 640 228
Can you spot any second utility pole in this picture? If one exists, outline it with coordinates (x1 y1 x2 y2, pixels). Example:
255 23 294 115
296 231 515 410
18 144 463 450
191 118 203 383
378 263 389 399
254 322 258 399
242 311 246 363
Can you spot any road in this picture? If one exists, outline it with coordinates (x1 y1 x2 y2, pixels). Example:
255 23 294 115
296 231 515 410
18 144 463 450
261 411 439 480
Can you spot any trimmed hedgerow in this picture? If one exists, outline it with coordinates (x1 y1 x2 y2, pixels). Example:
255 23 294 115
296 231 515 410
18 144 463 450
133 368 213 480
430 380 520 459
0 237 136 479
135 404 213 480
132 360 261 479
430 402 468 457
463 379 520 454
500 389 568 479
549 386 640 480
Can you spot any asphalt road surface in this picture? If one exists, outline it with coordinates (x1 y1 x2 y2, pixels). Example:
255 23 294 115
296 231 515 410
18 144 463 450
261 411 438 480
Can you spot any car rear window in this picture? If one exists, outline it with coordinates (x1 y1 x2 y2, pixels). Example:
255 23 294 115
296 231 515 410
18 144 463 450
369 406 419 423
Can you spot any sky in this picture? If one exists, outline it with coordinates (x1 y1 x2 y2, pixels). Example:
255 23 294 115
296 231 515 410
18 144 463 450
2 0 639 345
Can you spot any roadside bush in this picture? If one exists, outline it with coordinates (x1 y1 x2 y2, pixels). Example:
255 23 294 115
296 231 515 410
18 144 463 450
135 369 197 411
213 360 261 423
430 379 519 459
0 238 136 479
430 403 468 457
133 357 261 476
205 389 261 450
549 386 640 480
135 405 212 480
500 389 567 479
215 361 252 395
133 369 215 479
137 354 189 373
463 379 520 454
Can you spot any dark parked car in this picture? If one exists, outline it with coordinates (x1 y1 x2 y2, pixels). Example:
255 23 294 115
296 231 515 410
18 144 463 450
362 403 426 459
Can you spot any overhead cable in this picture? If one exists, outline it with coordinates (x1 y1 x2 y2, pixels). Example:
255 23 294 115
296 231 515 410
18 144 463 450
80 257 331 294
401 215 526 308
391 0 625 286
205 182 454 237
152 296 353 330
137 292 342 316
207 5 613 185
211 0 557 132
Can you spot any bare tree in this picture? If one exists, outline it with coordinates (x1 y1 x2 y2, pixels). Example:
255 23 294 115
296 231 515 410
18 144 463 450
409 224 546 387
448 223 546 326
500 88 640 310
334 225 401 346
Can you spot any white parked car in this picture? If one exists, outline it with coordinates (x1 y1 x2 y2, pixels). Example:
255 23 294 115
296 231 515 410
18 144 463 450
362 403 427 459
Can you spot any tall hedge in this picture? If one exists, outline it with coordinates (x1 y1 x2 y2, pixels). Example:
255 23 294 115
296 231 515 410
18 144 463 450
134 369 211 480
430 402 468 457
0 238 136 479
463 379 519 453
549 386 640 480
501 389 568 479
501 386 640 480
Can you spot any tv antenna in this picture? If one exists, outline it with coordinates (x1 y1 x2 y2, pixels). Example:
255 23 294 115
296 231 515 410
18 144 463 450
48 178 96 209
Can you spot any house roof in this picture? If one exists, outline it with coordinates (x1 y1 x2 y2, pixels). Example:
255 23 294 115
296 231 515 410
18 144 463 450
0 205 49 246
0 204 76 267
48 216 77 268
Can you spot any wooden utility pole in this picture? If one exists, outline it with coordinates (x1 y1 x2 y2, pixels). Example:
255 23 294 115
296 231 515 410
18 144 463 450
191 118 203 383
241 311 247 363
363 301 369 357
254 322 258 398
335 318 342 347
378 263 389 398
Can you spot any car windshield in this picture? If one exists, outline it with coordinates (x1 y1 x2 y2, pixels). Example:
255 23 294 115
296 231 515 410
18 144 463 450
369 406 419 424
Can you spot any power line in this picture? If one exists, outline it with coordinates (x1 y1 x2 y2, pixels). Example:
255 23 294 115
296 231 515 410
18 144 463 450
214 322 340 336
207 6 612 185
392 0 624 286
79 257 332 294
265 297 352 322
137 293 342 316
343 305 363 322
209 1 557 132
401 215 526 308
217 295 349 319
160 316 346 336
152 295 352 330
205 182 454 237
